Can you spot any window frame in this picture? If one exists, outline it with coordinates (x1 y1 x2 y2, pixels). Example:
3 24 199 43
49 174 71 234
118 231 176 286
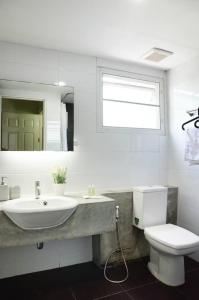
97 67 166 135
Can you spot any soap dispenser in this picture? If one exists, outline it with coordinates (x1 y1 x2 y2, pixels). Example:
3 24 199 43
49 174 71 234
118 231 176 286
0 177 9 201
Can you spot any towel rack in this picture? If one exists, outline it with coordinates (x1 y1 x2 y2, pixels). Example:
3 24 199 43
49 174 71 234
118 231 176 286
182 108 199 130
186 108 199 117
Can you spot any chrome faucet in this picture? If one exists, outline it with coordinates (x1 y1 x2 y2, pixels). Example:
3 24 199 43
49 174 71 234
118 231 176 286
35 181 41 199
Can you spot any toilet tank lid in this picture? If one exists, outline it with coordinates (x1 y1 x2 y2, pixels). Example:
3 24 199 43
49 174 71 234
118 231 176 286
133 186 168 193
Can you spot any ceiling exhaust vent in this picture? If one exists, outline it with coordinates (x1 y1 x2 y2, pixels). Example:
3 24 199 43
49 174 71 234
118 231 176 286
142 48 173 62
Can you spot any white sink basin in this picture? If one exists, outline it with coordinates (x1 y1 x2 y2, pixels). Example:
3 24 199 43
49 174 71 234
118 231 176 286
3 196 78 230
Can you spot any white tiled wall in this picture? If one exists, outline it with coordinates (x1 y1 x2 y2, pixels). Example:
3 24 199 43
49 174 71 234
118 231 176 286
0 42 167 278
168 57 199 261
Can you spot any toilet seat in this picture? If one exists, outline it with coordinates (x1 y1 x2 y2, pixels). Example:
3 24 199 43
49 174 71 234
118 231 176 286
145 224 199 250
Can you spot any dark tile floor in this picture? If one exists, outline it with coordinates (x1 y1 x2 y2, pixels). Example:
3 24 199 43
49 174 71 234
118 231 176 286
0 256 199 299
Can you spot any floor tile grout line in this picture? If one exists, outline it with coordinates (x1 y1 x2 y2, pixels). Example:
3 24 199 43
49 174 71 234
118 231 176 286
126 290 137 300
119 280 157 293
176 287 193 300
126 282 191 300
93 289 130 300
69 286 77 300
175 288 191 300
186 266 199 273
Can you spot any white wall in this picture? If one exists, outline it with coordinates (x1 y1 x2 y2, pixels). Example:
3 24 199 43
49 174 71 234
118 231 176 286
168 57 199 260
0 42 167 278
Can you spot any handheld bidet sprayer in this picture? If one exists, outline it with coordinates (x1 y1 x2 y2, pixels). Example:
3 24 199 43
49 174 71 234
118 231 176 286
104 204 129 283
116 205 119 222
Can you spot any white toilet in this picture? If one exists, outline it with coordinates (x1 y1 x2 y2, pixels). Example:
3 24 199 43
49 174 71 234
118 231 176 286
133 186 199 286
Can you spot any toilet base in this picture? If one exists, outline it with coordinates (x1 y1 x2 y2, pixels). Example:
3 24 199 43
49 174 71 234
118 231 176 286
148 246 185 286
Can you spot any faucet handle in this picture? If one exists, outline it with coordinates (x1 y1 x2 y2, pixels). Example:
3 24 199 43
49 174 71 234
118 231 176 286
1 177 8 185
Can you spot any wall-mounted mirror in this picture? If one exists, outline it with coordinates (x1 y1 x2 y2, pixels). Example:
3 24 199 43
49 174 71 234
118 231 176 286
0 80 74 151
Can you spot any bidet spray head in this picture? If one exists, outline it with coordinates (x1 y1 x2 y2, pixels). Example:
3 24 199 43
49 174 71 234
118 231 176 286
116 205 119 220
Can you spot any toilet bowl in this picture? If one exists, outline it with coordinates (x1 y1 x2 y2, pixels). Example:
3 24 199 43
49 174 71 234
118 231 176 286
144 224 199 286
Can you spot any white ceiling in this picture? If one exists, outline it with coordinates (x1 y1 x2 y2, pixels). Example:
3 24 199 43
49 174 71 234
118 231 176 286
0 0 199 70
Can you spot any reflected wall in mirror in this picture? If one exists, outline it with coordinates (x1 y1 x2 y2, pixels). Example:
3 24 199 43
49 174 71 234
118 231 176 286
0 80 74 151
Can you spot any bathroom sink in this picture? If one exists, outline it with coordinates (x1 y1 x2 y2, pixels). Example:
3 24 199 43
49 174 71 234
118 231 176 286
2 196 78 230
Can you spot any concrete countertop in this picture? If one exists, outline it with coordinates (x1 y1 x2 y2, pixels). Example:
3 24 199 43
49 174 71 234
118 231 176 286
0 195 116 248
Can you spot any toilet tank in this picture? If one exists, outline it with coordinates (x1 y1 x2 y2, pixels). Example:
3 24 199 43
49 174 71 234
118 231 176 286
133 186 168 230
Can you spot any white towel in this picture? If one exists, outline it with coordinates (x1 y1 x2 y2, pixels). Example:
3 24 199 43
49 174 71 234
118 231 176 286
185 127 199 163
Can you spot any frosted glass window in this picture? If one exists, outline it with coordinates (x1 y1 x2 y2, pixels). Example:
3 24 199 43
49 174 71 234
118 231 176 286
102 73 161 129
103 101 160 129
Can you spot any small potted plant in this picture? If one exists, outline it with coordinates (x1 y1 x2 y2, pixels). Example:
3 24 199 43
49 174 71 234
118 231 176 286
52 167 67 196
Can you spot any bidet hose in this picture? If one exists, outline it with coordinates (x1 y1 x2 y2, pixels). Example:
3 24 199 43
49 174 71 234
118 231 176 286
104 205 129 283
